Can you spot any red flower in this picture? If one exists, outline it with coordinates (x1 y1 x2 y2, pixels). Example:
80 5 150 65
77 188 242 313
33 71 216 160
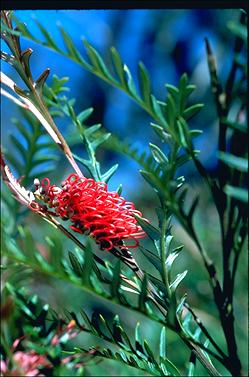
38 174 146 251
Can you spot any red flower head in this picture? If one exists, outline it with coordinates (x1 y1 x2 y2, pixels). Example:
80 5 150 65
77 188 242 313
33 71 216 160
36 174 146 251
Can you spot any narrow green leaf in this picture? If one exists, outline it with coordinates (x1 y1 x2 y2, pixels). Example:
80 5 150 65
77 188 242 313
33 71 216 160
59 26 88 66
165 248 183 270
5 152 23 174
221 118 247 133
183 104 204 120
159 326 166 360
12 119 32 145
165 84 179 97
224 185 248 202
149 143 169 165
170 270 188 291
151 123 171 142
227 21 247 41
189 129 203 138
147 274 169 301
139 273 148 312
140 170 159 192
84 124 102 138
35 19 58 49
111 260 121 298
101 164 119 183
185 84 196 96
166 93 176 128
134 214 160 241
83 39 114 80
91 133 111 150
143 339 156 362
110 46 126 86
138 61 151 107
135 322 144 354
218 152 248 172
151 94 167 125
165 235 174 258
68 251 83 277
81 244 94 285
31 154 58 168
176 294 187 315
77 108 94 123
176 118 191 149
116 183 122 195
123 64 140 99
10 135 27 160
140 245 163 274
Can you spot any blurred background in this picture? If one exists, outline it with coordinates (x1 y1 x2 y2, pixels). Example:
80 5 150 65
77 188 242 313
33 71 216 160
1 9 247 376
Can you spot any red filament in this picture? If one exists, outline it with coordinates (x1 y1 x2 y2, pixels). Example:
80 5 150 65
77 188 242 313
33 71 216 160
41 174 146 251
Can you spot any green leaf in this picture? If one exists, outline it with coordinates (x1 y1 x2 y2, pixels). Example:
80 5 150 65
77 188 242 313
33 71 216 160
83 39 114 81
189 129 203 138
123 64 140 100
92 133 111 149
80 310 98 335
185 84 196 96
35 19 58 50
144 339 157 363
165 247 183 270
10 135 27 160
101 164 119 183
140 170 159 192
165 84 179 98
135 322 145 354
224 185 248 203
221 118 247 133
138 61 152 107
111 260 121 298
170 270 188 291
165 93 176 127
84 124 102 138
151 95 167 125
59 25 88 65
183 104 204 120
176 294 187 315
138 273 148 312
218 152 248 172
227 21 247 41
134 214 160 241
149 143 169 165
110 46 126 86
81 244 94 286
176 118 191 149
77 108 94 123
68 251 83 278
165 235 174 258
159 326 166 360
140 245 163 275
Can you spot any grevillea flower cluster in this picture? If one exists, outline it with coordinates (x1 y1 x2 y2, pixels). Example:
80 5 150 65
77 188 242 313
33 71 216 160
0 321 82 377
35 173 146 251
0 351 49 376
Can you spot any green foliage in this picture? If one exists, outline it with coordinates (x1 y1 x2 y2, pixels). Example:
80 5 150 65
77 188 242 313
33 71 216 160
4 110 58 186
1 10 247 377
71 312 181 376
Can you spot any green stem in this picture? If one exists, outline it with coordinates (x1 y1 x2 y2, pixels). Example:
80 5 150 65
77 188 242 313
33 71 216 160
160 213 171 299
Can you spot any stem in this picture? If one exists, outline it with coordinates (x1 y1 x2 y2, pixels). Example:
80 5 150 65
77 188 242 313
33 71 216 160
184 303 227 360
160 214 171 299
225 11 247 109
